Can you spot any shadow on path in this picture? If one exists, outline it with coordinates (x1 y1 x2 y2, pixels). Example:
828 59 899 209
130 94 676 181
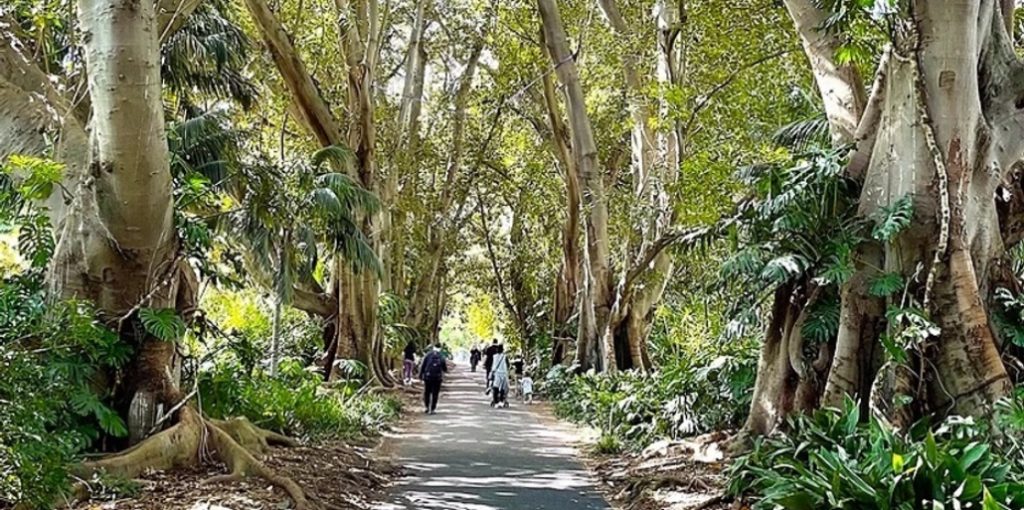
375 366 610 510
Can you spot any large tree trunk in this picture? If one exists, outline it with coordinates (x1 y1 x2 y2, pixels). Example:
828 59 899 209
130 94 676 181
50 0 186 442
332 0 388 384
539 0 614 373
741 0 1024 441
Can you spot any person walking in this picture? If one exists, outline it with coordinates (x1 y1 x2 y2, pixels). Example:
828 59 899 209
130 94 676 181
469 345 482 372
420 345 448 414
483 339 499 384
521 373 534 404
490 344 510 408
403 340 417 385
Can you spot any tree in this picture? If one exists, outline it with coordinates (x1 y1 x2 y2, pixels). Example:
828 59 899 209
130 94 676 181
740 0 1024 441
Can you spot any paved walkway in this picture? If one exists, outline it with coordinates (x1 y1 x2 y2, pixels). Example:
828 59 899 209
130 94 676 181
376 367 610 510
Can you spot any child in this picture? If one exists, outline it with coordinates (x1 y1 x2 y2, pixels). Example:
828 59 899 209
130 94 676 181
520 373 534 404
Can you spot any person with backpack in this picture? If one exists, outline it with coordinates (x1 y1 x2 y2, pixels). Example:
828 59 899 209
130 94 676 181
419 345 448 415
483 339 499 384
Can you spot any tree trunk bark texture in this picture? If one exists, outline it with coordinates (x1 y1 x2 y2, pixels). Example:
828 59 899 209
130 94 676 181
45 0 190 443
742 0 1024 439
539 0 614 373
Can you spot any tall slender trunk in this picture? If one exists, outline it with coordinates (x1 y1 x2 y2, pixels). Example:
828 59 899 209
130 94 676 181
541 67 582 365
404 39 484 340
539 0 613 373
386 0 429 298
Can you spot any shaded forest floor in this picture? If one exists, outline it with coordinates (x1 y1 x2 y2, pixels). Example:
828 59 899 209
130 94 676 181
73 439 401 510
584 432 738 510
70 388 422 510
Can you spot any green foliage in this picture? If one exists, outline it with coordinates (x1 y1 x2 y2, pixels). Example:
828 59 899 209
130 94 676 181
594 433 623 455
869 272 905 298
870 194 914 243
992 287 1024 348
2 154 63 201
545 344 756 449
729 399 1024 510
0 283 132 507
198 358 400 441
139 307 187 341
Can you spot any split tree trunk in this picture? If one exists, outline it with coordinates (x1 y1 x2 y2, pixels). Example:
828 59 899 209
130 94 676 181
540 67 582 366
739 0 870 438
741 0 1024 440
539 0 614 373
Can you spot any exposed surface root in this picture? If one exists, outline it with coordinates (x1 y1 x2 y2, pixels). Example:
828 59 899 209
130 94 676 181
583 432 732 510
73 408 320 509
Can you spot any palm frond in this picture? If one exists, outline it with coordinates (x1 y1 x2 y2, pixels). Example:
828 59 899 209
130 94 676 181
311 146 355 170
161 1 257 108
772 116 830 150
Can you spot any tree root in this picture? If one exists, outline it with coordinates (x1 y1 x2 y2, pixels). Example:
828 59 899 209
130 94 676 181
74 407 315 509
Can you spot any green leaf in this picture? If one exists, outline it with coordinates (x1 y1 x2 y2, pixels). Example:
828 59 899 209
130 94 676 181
983 487 1002 510
869 272 904 298
871 195 914 242
892 452 905 473
139 308 187 341
97 406 128 438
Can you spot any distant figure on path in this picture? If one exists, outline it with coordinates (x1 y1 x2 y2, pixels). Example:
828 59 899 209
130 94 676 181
403 340 417 385
420 345 448 414
490 344 510 408
483 339 499 383
469 346 482 372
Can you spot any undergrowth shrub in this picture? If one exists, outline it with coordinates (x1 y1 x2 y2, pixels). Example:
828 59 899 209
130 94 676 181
728 397 1024 510
544 343 756 449
0 276 132 508
198 358 401 440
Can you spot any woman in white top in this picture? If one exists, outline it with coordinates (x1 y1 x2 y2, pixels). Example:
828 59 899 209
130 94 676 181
490 344 510 408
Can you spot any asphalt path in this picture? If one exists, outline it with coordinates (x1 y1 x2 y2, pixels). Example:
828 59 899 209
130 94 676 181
376 366 610 510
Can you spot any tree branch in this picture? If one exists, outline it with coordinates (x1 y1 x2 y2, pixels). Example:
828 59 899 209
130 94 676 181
623 226 712 292
292 286 338 318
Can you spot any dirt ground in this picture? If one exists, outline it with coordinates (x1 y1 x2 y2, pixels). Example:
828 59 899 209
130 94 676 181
70 389 423 510
72 439 401 510
582 432 745 510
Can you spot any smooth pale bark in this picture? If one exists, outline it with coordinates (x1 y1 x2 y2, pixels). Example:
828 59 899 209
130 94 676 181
540 66 581 365
539 0 614 372
0 29 90 223
245 0 345 147
157 0 204 43
53 0 186 442
742 0 1024 440
384 0 429 296
335 0 394 385
596 0 656 197
783 0 866 145
741 0 875 438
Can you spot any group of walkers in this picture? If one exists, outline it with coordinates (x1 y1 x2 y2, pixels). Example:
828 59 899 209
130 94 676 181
405 338 533 415
472 340 533 408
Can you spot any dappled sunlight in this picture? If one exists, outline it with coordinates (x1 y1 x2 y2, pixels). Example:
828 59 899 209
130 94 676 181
377 368 608 509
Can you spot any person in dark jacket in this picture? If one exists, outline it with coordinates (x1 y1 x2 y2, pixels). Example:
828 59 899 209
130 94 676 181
403 340 417 385
420 345 448 414
469 346 482 372
483 339 499 384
